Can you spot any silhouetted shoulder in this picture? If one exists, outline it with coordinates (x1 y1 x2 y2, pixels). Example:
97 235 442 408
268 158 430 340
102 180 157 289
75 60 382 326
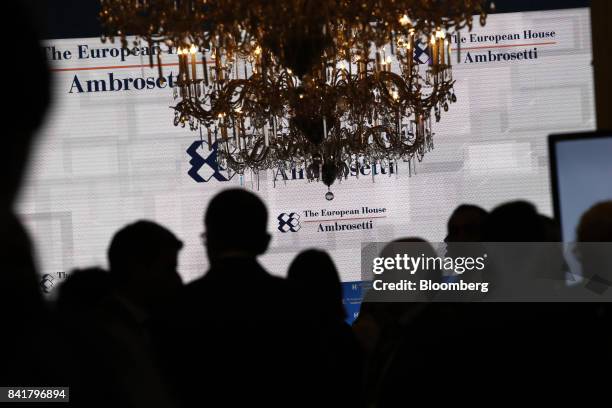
181 260 303 319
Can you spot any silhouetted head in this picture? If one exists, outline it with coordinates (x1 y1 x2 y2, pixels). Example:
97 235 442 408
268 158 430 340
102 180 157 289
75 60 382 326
381 238 435 258
575 201 612 280
445 204 488 243
288 249 345 321
204 189 270 262
2 4 50 209
482 201 546 242
360 238 438 329
108 220 183 310
382 238 442 283
56 267 112 315
577 201 612 242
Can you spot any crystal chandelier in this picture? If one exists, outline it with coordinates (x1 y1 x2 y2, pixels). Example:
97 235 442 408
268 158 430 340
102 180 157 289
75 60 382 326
100 0 492 198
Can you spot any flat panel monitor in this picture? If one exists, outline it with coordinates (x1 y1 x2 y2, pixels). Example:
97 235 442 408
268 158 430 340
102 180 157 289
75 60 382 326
549 132 612 242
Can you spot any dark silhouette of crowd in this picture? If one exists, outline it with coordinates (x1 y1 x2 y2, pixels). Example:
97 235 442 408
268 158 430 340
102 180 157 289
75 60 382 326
4 4 612 407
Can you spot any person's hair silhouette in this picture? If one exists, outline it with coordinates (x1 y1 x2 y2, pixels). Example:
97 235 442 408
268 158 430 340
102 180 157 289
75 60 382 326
482 200 545 242
56 267 112 315
108 220 183 311
575 201 612 282
445 204 488 243
577 201 612 242
203 188 271 262
288 249 364 408
288 249 346 321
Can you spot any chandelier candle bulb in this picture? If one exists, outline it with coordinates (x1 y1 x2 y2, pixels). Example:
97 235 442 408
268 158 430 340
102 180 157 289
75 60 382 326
184 50 191 82
180 48 187 81
202 54 209 86
457 31 463 64
417 114 423 135
221 120 228 140
407 39 413 75
261 56 266 83
430 35 437 68
215 48 222 81
176 47 183 78
190 45 197 81
323 117 328 139
358 60 365 79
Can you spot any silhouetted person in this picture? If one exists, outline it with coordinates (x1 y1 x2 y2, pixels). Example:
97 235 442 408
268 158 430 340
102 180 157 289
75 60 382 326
538 214 569 283
55 267 113 405
155 189 327 408
444 204 488 267
1 4 50 208
356 238 439 407
405 201 605 402
558 202 612 385
482 200 546 242
288 249 345 321
354 239 432 356
56 267 112 315
1 3 52 387
107 220 183 314
445 204 488 243
288 249 364 407
576 201 612 287
577 201 612 243
93 221 183 408
478 200 567 294
355 238 440 347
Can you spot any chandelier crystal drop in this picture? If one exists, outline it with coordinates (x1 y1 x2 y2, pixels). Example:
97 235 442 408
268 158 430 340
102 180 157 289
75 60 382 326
100 0 493 195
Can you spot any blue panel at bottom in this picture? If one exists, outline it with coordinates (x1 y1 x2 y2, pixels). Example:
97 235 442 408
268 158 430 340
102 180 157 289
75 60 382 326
342 281 369 325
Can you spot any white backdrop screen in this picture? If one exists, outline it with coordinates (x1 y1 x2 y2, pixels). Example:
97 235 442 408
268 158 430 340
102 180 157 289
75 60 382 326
19 8 595 283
